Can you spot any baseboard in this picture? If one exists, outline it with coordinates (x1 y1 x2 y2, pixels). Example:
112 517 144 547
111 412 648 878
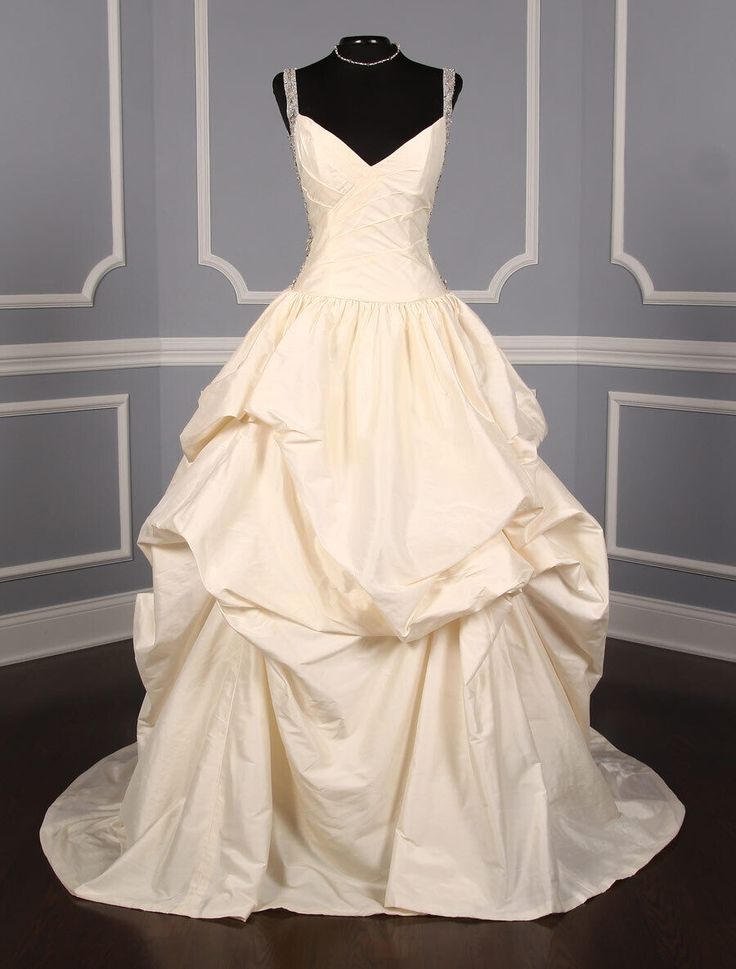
608 590 735 663
0 586 733 668
0 588 151 667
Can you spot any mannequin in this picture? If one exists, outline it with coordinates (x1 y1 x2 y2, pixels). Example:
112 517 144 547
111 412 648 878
272 36 462 168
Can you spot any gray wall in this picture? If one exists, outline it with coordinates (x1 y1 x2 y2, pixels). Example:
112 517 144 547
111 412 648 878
1 1 734 645
0 0 161 617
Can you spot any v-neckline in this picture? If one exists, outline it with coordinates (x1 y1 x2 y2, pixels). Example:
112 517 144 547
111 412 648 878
295 112 446 171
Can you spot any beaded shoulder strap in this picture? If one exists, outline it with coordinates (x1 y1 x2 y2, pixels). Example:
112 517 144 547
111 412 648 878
283 67 299 134
442 67 456 123
434 67 457 291
281 67 312 287
441 66 456 157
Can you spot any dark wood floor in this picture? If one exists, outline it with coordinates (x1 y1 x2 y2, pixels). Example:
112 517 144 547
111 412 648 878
1 636 734 969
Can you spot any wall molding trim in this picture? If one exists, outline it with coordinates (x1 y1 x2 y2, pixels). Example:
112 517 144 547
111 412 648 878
194 0 540 304
0 394 132 581
605 390 736 579
3 333 736 376
194 0 273 303
611 0 736 306
0 0 125 309
463 0 540 302
1 584 732 667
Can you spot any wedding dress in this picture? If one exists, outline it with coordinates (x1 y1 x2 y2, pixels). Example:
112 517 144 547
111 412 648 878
39 65 685 922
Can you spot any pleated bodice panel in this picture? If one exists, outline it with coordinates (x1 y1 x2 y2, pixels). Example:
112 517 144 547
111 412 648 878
283 66 456 302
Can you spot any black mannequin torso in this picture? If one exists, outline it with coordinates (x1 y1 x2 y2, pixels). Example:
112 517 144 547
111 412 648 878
272 36 463 168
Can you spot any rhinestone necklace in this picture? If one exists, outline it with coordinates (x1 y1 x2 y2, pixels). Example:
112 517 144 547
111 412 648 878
333 42 401 66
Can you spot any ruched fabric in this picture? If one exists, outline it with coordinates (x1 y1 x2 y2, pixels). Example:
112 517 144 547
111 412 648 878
39 73 685 922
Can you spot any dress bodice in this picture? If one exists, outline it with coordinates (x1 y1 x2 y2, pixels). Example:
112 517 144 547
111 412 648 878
283 65 456 302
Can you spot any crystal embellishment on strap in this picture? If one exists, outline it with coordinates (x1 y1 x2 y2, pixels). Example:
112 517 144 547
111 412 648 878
436 66 456 290
283 67 313 288
440 65 456 163
283 65 299 133
443 66 455 133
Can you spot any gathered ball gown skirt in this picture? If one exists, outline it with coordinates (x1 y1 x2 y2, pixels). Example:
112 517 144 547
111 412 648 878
39 67 685 921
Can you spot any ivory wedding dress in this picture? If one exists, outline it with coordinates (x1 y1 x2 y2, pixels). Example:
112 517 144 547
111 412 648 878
39 66 685 922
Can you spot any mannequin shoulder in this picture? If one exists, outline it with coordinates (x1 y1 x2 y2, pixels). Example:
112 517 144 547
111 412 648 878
272 69 290 104
448 69 463 107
